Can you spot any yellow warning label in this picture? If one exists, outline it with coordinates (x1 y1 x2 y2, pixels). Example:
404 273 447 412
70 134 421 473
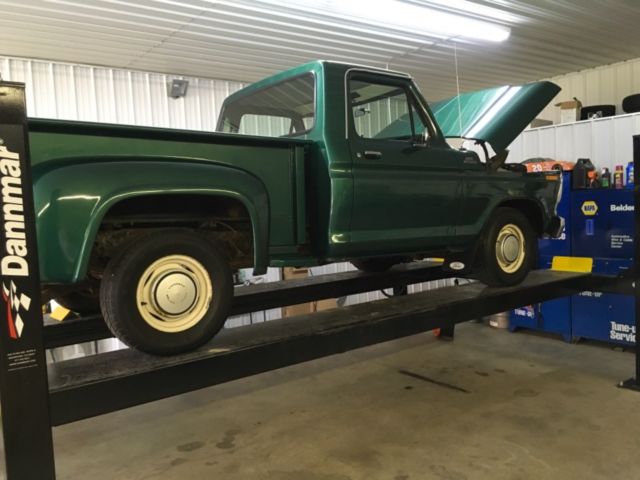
581 200 598 216
551 256 593 273
50 305 71 321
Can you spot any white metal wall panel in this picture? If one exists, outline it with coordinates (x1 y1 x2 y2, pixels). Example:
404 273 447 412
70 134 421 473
226 268 283 328
509 113 640 170
538 57 640 124
310 262 456 307
0 56 246 129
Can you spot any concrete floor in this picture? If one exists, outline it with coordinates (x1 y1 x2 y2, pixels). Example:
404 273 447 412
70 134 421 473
14 323 640 479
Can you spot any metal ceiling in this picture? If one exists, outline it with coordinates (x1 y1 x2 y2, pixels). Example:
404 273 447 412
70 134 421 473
1 0 639 100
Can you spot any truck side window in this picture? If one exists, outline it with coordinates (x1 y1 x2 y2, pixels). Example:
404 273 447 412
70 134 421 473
350 79 425 141
218 73 315 137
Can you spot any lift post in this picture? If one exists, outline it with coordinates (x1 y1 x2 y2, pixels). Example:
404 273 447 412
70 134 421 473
619 134 640 392
0 82 56 479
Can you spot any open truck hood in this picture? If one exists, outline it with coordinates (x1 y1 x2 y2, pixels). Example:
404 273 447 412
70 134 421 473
429 81 560 153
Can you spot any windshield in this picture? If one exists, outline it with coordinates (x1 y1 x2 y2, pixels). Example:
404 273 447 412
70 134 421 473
217 73 315 138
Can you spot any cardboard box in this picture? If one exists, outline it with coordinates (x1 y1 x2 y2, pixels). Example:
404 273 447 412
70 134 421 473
283 302 315 317
529 118 553 129
282 268 338 317
314 298 337 312
555 98 582 124
282 267 309 280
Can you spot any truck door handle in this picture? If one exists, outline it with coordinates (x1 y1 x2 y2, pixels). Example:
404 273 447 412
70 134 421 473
359 150 382 160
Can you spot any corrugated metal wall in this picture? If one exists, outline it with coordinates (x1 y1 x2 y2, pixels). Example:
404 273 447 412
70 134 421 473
508 57 640 169
538 57 640 124
509 112 640 169
310 262 455 307
0 56 246 129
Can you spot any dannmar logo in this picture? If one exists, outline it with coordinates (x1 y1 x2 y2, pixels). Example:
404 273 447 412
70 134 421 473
2 281 30 339
0 144 30 339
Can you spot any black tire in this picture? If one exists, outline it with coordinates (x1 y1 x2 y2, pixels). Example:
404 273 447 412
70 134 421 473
100 230 233 355
475 207 536 287
55 287 100 314
351 257 400 273
623 94 640 114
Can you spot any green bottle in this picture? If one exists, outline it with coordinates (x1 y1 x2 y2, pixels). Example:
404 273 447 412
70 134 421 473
600 167 611 188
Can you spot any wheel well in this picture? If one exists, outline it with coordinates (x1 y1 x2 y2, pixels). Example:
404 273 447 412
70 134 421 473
90 194 254 276
104 194 251 223
498 199 543 235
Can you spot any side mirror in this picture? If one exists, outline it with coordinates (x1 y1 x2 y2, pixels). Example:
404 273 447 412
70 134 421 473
412 129 430 148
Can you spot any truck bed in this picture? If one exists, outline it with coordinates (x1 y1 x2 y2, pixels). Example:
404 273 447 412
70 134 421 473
29 118 311 248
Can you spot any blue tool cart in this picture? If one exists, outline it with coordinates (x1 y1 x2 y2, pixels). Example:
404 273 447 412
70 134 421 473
571 189 634 259
571 189 634 345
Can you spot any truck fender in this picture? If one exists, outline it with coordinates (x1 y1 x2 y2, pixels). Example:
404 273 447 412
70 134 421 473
33 156 270 283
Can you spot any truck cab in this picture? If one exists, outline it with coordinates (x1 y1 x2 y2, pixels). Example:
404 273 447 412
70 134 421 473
216 61 561 265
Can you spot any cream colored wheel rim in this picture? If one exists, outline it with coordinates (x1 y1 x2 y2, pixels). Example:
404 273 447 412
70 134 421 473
136 255 213 333
495 224 526 274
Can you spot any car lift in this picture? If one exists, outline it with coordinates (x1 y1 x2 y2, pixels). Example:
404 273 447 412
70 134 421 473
0 83 638 480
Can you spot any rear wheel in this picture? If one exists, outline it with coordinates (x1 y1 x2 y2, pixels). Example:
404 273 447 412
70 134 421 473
475 208 536 287
100 230 233 355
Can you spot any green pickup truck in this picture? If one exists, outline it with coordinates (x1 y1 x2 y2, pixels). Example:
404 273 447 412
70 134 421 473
30 61 562 354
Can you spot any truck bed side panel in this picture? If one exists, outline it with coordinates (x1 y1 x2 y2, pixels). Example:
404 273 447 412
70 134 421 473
29 127 306 247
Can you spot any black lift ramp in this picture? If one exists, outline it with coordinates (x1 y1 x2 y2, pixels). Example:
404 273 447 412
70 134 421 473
43 260 451 348
49 269 597 425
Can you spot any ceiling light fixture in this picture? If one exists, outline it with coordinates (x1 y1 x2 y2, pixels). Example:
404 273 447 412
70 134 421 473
401 0 524 25
249 0 511 42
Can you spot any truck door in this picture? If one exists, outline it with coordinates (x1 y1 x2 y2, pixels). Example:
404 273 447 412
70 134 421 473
347 71 463 256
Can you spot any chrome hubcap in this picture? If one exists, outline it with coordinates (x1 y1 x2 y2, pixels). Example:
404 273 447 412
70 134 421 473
153 273 197 316
136 255 213 333
495 224 526 274
501 236 520 263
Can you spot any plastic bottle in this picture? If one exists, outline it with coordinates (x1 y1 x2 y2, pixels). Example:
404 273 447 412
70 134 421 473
614 165 624 189
588 170 600 188
600 167 611 188
572 160 587 189
626 161 634 188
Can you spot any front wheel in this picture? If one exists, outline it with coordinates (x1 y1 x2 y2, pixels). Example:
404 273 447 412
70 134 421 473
100 230 233 355
475 207 536 287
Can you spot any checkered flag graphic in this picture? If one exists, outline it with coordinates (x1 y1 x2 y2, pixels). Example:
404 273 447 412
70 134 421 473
2 281 31 338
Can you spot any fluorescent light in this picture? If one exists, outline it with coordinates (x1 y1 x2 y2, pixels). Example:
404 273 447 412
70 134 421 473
249 0 511 42
402 0 524 25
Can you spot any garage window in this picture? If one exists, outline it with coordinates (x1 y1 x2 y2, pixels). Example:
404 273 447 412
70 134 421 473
218 73 315 137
